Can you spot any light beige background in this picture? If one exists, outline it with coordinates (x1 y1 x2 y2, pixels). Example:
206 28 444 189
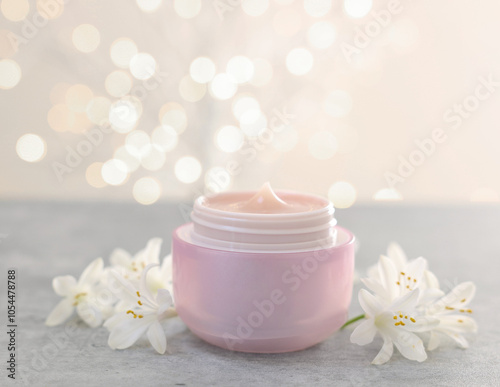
1 0 499 206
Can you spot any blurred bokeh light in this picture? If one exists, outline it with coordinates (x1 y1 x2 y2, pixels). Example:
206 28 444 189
1 0 499 207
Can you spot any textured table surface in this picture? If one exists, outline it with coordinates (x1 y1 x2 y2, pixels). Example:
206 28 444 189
1 202 499 386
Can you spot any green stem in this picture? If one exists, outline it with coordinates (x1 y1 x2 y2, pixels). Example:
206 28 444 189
341 314 365 329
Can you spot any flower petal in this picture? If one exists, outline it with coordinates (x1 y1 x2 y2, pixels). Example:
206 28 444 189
443 331 469 348
438 315 477 334
77 301 103 328
45 299 74 326
360 278 389 303
78 258 104 287
424 269 440 289
366 265 379 281
147 321 167 354
378 255 399 301
358 289 383 317
372 333 394 365
161 254 173 283
350 319 377 346
108 314 154 350
405 316 439 333
445 282 476 308
133 247 145 261
418 288 445 307
428 282 476 314
140 263 160 307
143 238 163 265
393 330 427 362
52 275 77 297
110 248 132 268
390 288 420 312
387 242 407 269
109 269 140 305
405 257 427 285
427 331 441 351
156 289 173 315
104 311 127 331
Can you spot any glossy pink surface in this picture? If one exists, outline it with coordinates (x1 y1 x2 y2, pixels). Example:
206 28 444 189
172 224 355 353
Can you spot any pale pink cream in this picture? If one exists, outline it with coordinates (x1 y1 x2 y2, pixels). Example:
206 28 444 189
187 183 337 252
203 182 324 214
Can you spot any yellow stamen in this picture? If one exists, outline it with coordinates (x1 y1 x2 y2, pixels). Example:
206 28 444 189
458 319 463 323
405 316 408 319
396 281 400 285
138 300 142 306
138 315 144 318
413 279 417 283
445 306 454 310
72 293 88 306
467 309 472 313
401 272 405 275
400 321 405 326
137 291 141 297
410 317 416 323
461 299 466 303
393 316 397 320
407 276 411 280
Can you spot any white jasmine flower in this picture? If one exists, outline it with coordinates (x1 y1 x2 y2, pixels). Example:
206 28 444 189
367 242 407 279
147 254 174 297
348 243 478 364
425 281 477 350
104 264 176 354
46 258 109 327
365 243 440 303
110 238 163 283
362 254 427 303
109 238 173 301
351 288 438 364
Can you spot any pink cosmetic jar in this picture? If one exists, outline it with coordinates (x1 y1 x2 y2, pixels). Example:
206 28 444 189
172 184 355 353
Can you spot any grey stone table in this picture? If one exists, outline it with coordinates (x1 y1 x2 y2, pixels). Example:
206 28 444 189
1 202 499 386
